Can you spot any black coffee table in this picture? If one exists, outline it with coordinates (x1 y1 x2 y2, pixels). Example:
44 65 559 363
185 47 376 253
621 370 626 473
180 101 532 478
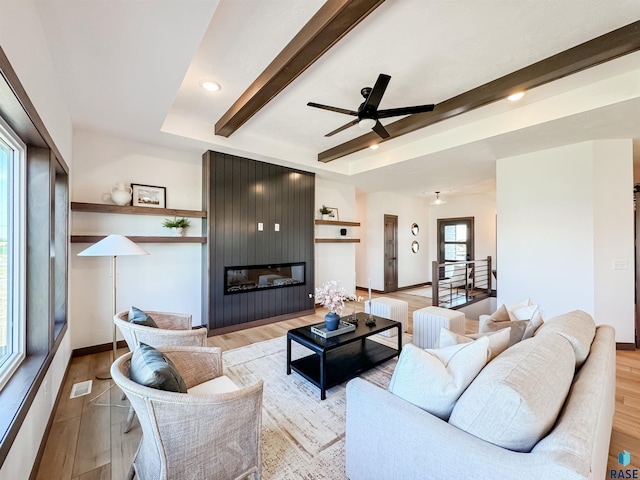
286 312 402 400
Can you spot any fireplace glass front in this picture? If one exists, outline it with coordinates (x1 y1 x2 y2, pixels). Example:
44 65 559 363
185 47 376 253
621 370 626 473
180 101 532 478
225 262 305 295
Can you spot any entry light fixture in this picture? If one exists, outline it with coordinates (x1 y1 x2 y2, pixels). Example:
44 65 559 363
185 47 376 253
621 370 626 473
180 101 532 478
430 191 446 205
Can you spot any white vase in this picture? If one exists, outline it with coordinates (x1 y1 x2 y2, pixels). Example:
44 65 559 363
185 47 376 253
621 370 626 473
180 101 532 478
110 182 132 206
171 227 184 237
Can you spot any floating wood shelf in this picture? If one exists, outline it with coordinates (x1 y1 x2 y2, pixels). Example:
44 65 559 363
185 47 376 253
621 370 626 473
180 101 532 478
315 238 360 243
71 202 206 218
71 235 206 244
314 220 360 226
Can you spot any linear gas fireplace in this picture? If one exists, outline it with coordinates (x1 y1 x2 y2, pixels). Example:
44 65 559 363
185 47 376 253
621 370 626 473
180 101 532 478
225 262 305 295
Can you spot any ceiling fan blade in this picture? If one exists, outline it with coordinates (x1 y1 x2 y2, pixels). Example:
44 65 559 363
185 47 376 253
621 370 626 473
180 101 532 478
376 104 435 119
362 74 391 111
372 120 390 139
307 102 358 116
325 119 359 137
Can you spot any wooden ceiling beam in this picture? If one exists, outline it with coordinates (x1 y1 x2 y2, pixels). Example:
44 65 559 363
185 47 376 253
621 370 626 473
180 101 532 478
318 20 640 163
214 0 387 138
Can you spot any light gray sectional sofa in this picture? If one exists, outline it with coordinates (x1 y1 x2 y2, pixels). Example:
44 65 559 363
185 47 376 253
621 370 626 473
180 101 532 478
346 311 616 480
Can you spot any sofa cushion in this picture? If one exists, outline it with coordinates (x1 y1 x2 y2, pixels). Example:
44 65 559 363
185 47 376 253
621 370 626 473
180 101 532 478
388 338 489 420
187 375 239 395
437 327 511 362
128 306 158 328
533 310 595 367
448 333 575 452
129 343 187 393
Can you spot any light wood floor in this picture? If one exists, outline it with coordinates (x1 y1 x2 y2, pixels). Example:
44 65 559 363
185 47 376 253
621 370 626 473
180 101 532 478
34 289 640 478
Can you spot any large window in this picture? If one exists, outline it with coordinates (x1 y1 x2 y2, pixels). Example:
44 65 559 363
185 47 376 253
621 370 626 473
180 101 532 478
0 117 25 391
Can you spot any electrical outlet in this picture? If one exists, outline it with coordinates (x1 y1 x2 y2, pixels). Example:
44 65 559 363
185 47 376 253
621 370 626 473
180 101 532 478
612 259 629 270
258 222 263 231
275 223 280 231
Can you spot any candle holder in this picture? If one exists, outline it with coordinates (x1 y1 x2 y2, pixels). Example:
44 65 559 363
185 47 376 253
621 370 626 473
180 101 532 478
366 300 376 325
351 300 358 324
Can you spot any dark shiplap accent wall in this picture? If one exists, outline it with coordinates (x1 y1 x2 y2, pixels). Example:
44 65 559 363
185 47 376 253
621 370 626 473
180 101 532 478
203 151 315 333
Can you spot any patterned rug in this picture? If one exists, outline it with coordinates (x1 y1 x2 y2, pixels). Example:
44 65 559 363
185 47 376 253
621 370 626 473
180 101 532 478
223 335 406 479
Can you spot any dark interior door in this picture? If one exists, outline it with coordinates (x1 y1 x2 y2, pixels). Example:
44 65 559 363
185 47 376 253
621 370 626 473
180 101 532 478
384 215 398 292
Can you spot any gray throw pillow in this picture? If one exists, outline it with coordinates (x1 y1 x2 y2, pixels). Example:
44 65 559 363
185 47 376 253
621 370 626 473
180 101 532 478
128 306 158 328
129 343 187 393
482 319 528 347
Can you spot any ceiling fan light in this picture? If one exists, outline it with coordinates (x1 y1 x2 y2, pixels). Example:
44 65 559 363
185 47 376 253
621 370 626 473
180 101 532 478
358 118 376 130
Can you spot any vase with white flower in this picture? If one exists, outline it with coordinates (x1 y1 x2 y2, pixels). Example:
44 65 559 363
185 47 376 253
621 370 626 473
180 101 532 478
315 280 357 331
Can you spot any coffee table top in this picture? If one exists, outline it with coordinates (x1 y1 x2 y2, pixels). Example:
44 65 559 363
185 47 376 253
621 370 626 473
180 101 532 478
288 312 399 349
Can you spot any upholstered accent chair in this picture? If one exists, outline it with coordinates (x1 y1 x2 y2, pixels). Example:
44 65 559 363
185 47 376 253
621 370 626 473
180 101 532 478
114 310 207 350
111 346 263 480
114 310 208 432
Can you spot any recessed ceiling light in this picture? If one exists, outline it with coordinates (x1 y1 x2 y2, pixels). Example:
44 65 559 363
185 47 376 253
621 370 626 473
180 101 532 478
507 92 525 102
200 80 221 92
369 144 379 150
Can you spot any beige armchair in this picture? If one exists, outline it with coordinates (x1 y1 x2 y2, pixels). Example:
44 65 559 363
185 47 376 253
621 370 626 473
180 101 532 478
114 310 207 350
111 346 263 480
114 310 208 432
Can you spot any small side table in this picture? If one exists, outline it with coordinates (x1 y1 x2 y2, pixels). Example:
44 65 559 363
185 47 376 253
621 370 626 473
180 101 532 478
413 306 465 349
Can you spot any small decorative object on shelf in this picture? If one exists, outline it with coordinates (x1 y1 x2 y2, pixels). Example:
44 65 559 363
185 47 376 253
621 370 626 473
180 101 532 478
132 183 166 208
162 217 190 236
319 205 332 220
315 280 357 331
110 182 132 206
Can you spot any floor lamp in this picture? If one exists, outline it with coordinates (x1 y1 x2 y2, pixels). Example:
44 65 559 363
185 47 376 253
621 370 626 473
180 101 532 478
78 234 149 379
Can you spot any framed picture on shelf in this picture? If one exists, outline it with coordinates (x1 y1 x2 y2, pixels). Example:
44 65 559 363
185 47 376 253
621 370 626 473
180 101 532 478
131 183 166 208
325 207 339 221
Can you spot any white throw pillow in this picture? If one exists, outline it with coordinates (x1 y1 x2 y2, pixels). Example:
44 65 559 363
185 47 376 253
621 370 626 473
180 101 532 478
388 338 489 420
438 327 511 362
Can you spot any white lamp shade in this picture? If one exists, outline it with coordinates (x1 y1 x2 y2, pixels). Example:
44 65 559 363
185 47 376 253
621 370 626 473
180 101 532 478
77 234 149 257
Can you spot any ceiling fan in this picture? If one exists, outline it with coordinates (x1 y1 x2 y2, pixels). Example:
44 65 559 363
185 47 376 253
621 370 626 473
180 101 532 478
307 73 435 139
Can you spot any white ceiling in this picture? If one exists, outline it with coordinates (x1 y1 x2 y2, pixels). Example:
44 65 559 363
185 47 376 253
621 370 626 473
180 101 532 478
35 0 640 200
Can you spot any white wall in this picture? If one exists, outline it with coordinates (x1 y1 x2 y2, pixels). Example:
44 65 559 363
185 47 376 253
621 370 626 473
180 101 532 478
356 191 430 291
426 192 497 288
0 0 73 163
70 130 204 349
497 140 634 343
0 2 73 477
315 178 358 296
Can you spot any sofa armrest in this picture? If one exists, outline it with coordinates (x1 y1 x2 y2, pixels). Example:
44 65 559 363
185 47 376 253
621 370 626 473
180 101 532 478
345 378 586 480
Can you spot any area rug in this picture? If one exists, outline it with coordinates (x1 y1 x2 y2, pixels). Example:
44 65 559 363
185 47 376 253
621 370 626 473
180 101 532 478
222 334 409 479
403 286 433 298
